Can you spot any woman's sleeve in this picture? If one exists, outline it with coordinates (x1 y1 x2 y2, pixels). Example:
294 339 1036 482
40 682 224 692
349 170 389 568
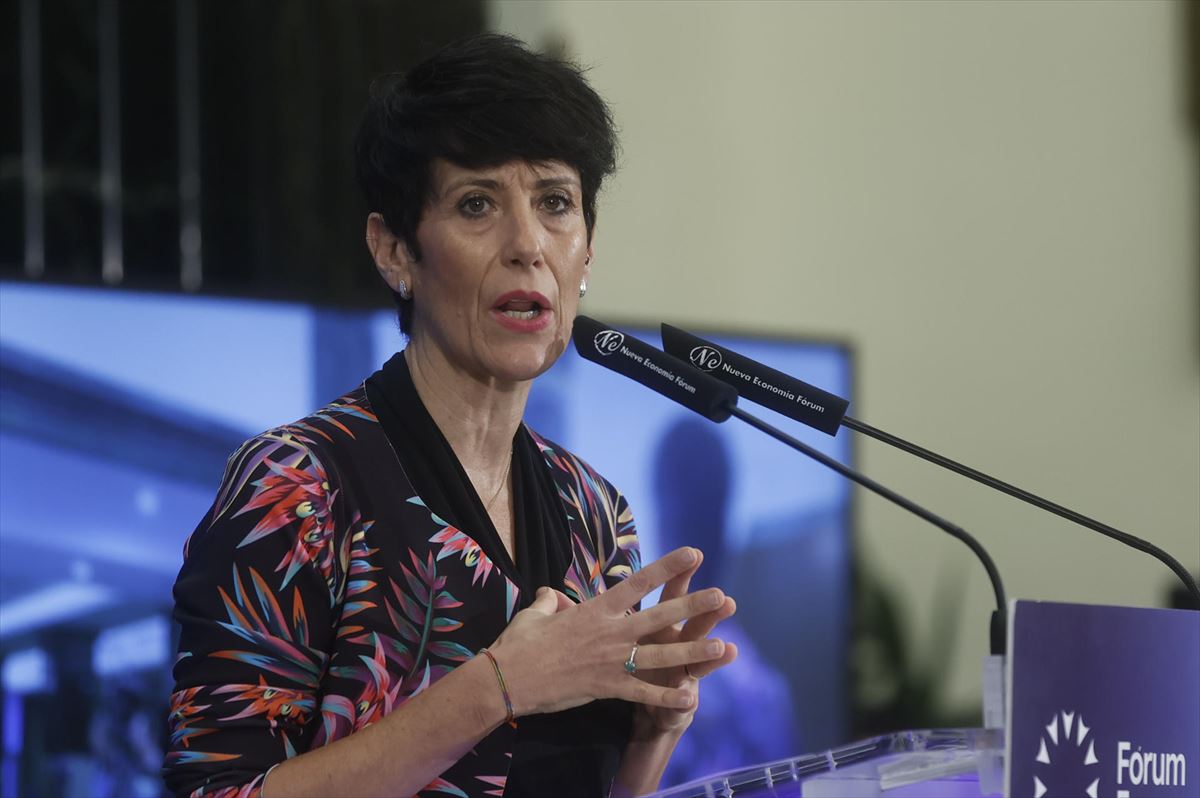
164 431 348 798
604 489 642 586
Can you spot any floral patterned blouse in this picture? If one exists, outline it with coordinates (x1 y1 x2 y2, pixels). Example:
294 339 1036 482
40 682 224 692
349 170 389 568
163 382 642 798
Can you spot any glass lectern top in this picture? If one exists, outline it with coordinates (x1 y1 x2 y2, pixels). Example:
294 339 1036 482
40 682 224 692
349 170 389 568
646 728 1004 798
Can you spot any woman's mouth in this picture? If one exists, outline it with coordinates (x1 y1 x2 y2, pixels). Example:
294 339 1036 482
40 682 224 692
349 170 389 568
498 299 542 320
491 291 554 332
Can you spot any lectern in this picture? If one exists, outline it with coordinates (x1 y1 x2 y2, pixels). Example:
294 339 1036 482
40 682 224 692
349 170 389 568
647 601 1199 798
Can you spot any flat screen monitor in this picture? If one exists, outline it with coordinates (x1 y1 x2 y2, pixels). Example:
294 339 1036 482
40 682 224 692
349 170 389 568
0 281 854 792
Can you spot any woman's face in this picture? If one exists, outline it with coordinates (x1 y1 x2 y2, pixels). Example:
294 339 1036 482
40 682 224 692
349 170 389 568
398 158 593 385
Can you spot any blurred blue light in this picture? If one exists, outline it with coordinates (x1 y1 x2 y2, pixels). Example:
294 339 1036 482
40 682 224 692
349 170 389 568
3 693 23 758
0 280 314 434
92 615 171 676
134 486 161 517
0 582 114 639
1 647 53 695
70 559 95 582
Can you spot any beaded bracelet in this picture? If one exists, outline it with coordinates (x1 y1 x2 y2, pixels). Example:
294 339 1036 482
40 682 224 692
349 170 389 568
479 648 514 724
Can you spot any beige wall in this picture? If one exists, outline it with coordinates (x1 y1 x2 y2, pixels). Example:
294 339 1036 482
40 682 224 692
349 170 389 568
490 0 1199 714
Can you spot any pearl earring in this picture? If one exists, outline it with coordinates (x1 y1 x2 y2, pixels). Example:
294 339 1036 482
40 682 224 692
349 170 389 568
579 279 588 298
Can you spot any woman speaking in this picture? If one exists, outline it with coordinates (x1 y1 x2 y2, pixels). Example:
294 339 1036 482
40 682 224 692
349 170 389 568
164 34 738 798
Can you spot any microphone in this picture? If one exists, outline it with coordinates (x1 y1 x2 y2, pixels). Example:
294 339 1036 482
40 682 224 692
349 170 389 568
573 316 1008 653
572 316 738 423
662 324 849 435
661 323 1200 607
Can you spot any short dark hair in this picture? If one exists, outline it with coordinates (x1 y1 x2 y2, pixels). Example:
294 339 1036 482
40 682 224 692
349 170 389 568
354 34 619 333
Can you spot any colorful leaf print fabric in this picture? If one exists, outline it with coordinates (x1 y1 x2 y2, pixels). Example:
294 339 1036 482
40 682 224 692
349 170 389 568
164 387 640 798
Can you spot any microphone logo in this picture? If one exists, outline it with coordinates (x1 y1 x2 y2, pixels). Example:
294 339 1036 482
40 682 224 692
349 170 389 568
593 329 625 356
689 345 723 372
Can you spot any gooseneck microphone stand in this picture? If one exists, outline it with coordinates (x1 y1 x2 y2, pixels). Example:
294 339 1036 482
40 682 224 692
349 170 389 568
730 406 1008 655
841 416 1200 607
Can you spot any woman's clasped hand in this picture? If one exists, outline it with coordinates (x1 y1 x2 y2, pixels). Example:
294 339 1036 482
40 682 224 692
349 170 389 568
490 547 738 728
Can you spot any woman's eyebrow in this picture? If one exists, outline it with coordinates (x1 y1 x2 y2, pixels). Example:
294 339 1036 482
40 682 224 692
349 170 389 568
532 176 580 190
440 175 580 197
441 177 503 196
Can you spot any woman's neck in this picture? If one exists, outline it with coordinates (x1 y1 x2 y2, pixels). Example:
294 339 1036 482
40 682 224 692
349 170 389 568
403 341 528 476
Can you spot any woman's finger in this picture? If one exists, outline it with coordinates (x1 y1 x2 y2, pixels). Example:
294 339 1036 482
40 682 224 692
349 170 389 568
649 554 702 640
546 587 576 613
598 547 700 613
626 638 725 671
678 596 737 642
520 586 562 618
628 587 725 637
657 549 702 605
608 676 696 711
683 640 739 681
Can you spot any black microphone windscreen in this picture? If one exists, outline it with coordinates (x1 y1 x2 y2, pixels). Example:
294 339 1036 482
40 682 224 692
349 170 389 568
661 324 849 435
572 316 737 423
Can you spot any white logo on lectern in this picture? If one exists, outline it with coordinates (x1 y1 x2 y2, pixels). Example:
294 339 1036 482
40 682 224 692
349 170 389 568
1030 711 1188 797
689 345 722 372
1033 710 1100 798
593 330 624 356
1116 741 1188 796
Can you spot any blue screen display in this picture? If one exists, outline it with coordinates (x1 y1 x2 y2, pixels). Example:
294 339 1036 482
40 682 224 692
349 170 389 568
0 281 854 794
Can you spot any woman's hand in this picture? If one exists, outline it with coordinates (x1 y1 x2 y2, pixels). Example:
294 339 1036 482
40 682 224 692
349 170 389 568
486 547 733 718
629 549 738 737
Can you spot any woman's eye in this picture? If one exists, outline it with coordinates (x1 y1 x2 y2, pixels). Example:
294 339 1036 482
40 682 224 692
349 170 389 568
459 196 490 216
542 194 573 214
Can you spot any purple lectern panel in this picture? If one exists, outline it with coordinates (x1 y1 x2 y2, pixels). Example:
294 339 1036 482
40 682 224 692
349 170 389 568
1006 600 1200 798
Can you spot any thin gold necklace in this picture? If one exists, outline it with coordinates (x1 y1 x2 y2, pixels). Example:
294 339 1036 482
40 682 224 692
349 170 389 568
483 451 513 512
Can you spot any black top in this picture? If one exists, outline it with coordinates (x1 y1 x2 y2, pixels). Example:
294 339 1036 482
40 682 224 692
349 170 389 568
164 356 641 798
366 353 633 796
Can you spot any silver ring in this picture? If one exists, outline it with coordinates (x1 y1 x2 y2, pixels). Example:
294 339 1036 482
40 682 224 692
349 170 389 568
624 644 639 674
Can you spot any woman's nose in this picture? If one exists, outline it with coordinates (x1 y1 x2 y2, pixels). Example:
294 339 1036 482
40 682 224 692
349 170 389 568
503 205 544 268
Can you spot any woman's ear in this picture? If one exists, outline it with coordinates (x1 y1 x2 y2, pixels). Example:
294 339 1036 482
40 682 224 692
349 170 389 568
583 239 595 283
584 212 601 278
365 213 416 293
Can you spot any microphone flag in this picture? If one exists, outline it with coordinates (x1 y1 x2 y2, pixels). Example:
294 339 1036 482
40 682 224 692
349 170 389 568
572 316 738 423
661 324 849 435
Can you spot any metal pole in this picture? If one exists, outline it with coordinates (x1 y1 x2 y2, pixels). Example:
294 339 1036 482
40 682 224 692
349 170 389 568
98 0 123 284
177 0 202 291
19 0 44 279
